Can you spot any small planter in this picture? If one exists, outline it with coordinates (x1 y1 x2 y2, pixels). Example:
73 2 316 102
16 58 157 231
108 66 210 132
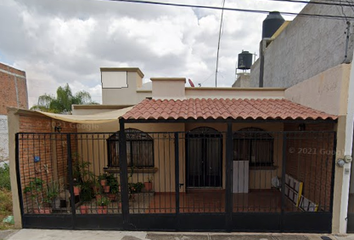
80 205 89 214
100 179 107 187
107 194 117 202
96 194 102 202
104 185 110 193
33 207 52 214
93 186 100 194
97 206 108 214
73 186 81 196
144 182 153 192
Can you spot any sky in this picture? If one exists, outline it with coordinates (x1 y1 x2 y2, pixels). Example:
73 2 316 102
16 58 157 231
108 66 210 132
0 0 307 107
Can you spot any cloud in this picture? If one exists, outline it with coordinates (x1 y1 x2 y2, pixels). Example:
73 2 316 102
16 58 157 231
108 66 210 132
0 0 306 107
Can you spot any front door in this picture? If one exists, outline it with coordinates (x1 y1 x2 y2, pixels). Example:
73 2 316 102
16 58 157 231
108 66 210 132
186 127 222 188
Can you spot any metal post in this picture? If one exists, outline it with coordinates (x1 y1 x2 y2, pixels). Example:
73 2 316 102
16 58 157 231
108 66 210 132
119 119 130 228
175 135 180 207
226 121 233 231
174 132 180 230
66 133 76 229
281 132 287 231
15 133 24 224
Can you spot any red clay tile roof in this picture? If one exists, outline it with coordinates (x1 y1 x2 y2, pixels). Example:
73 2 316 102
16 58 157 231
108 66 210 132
121 98 337 121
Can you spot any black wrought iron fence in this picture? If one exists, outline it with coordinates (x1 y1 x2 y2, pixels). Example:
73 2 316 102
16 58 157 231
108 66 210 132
16 130 336 232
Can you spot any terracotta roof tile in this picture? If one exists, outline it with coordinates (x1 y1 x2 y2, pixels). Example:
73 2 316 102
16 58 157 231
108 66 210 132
121 98 337 121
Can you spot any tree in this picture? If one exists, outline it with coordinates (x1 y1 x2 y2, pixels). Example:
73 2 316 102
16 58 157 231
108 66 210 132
31 84 97 113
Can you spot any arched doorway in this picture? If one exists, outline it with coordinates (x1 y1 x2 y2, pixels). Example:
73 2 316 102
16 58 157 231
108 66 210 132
186 127 223 188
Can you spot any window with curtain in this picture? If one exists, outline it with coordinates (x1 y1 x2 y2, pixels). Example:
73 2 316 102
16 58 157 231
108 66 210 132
107 129 154 168
233 128 274 166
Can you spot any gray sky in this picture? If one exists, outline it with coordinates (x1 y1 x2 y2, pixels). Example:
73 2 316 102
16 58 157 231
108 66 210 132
0 0 307 106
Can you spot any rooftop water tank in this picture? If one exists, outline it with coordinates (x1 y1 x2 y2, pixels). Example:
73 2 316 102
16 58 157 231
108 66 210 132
238 51 253 70
262 11 285 39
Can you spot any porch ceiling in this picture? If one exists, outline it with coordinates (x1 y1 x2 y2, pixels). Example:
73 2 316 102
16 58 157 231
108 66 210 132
121 98 337 121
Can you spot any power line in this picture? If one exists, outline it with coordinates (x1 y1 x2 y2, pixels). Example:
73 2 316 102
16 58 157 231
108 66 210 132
215 0 226 87
105 0 354 20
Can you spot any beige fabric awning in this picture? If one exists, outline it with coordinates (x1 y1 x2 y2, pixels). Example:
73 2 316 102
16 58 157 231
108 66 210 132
35 107 133 124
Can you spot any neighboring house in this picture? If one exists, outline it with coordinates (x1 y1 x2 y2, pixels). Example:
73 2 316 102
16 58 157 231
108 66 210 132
0 62 28 162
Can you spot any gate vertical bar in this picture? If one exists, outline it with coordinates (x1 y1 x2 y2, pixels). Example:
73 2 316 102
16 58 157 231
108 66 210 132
175 132 180 230
66 133 76 229
226 121 233 231
280 131 287 232
330 132 337 214
119 119 129 229
15 133 24 223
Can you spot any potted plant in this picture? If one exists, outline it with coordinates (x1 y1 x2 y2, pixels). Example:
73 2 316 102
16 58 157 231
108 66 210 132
79 179 95 202
79 205 89 214
98 173 109 187
107 184 118 202
24 177 51 214
73 185 81 196
97 196 110 214
45 180 60 209
144 175 153 192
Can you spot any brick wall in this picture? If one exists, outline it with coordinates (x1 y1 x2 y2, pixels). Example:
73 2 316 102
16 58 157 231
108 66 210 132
284 123 335 212
0 63 28 115
18 114 77 213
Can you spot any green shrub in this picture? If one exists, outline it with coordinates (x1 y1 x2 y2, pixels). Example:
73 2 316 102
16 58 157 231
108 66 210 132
0 163 10 190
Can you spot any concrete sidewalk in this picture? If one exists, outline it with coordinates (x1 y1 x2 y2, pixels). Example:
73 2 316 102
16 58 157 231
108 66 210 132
2 230 354 240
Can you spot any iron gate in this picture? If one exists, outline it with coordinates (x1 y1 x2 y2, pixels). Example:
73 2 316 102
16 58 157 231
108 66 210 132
16 130 336 232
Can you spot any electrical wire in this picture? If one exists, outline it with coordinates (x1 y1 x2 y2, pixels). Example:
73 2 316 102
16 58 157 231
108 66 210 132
104 0 354 20
215 0 226 87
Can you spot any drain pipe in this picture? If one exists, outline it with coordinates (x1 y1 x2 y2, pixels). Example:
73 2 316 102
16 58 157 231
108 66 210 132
259 39 268 87
344 21 351 64
259 42 264 87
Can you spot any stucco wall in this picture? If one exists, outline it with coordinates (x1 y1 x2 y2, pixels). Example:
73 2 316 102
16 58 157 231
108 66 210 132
250 3 354 88
102 71 151 105
285 63 351 115
0 115 8 161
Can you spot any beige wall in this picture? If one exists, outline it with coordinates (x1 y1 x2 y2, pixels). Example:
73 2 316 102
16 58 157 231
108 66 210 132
285 63 351 115
102 70 151 105
76 121 284 193
233 123 284 190
151 78 186 100
185 88 284 99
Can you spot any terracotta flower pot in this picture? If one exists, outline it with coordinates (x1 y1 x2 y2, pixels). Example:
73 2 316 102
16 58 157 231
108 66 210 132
144 182 152 192
104 185 110 193
100 180 107 186
97 206 108 214
107 194 116 202
96 194 102 202
80 205 89 214
73 186 81 196
33 207 52 214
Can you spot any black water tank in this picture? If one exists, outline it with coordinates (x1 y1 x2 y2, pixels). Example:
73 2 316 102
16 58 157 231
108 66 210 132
262 11 285 39
238 51 253 70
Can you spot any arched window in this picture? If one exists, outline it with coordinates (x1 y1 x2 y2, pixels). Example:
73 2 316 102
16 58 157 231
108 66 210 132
107 128 154 168
233 127 274 167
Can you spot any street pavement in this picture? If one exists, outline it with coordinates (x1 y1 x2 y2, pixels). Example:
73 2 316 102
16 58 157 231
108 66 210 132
2 229 354 240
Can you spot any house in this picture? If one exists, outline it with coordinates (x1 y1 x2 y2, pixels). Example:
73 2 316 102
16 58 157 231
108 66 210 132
0 62 28 162
6 1 354 234
7 64 349 233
